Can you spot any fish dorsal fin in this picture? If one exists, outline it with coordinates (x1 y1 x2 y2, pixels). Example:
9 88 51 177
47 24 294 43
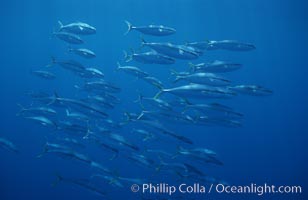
54 92 59 98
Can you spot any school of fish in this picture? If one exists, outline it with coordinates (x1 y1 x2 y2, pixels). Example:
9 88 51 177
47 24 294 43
0 20 273 199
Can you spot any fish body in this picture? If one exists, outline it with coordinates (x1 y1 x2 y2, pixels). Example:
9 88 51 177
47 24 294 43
173 72 231 86
0 138 18 153
142 41 199 60
156 84 236 99
58 21 96 35
186 41 211 50
17 104 57 116
78 67 104 78
190 60 242 73
53 31 84 44
125 51 175 64
65 109 89 121
31 70 56 80
25 116 57 128
142 76 164 89
84 80 121 93
54 175 106 197
69 48 96 58
117 63 149 78
125 21 176 36
229 85 273 96
51 58 86 73
47 93 108 117
207 40 256 51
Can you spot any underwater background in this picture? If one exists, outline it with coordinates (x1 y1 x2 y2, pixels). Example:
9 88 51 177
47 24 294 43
0 0 307 199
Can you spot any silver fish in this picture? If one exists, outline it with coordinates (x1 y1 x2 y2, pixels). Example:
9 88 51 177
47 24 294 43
49 57 86 73
155 84 236 99
142 76 164 89
0 138 18 153
69 48 96 59
78 67 104 78
91 174 124 188
117 62 149 78
53 31 84 44
207 40 256 51
31 70 56 80
189 60 242 73
228 85 273 96
141 39 199 60
24 116 57 128
53 175 106 197
124 21 176 36
58 21 96 35
124 50 175 65
84 80 121 93
17 104 57 116
47 93 108 118
172 70 231 86
65 109 89 121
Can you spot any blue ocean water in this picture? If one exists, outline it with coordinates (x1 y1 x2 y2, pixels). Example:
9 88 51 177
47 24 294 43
0 0 307 199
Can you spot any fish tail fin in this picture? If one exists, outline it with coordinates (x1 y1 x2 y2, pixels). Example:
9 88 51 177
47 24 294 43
170 69 179 76
124 20 133 35
181 98 192 113
65 109 70 116
52 173 63 187
123 112 133 123
155 165 162 172
116 62 122 71
140 36 147 49
130 48 135 54
54 92 59 98
171 152 179 159
58 21 63 29
153 91 161 99
37 140 49 158
82 121 92 139
153 87 165 99
133 94 143 103
47 92 58 105
155 156 166 172
109 153 118 161
67 45 72 52
182 98 191 105
46 56 56 68
188 62 196 72
172 145 184 159
16 103 25 116
170 69 183 83
123 50 132 62
137 110 146 120
82 131 91 140
143 134 153 141
177 145 185 151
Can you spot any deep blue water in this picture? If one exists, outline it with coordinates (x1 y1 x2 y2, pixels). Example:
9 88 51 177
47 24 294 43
0 0 307 199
